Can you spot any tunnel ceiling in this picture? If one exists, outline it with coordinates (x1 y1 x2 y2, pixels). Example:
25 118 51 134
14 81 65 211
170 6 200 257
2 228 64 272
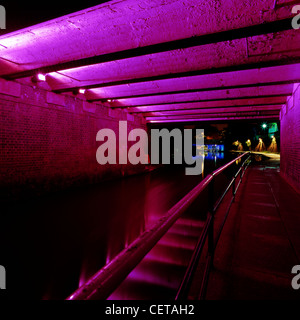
0 0 299 123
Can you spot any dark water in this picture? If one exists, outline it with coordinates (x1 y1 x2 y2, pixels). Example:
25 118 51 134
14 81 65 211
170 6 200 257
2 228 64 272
2 152 239 300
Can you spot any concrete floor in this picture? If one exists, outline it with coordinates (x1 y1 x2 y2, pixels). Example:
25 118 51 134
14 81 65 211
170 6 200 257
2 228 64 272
195 158 300 300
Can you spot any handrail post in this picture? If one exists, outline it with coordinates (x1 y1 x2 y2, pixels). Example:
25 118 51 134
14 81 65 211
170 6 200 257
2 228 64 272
208 176 215 267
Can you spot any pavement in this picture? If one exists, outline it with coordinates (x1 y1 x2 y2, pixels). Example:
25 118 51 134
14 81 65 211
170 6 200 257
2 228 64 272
193 157 300 300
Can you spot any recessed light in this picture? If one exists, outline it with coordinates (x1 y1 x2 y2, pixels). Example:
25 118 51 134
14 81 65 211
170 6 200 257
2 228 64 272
32 73 47 83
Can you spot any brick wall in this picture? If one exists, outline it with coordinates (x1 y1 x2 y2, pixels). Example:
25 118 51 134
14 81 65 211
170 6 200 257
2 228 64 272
280 83 300 194
0 78 147 201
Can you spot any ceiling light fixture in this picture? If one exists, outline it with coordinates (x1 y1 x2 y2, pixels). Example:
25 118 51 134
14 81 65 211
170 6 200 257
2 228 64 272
72 88 87 96
32 73 47 83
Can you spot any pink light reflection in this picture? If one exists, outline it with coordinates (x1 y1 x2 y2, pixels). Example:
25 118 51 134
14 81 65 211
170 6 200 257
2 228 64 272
107 215 204 300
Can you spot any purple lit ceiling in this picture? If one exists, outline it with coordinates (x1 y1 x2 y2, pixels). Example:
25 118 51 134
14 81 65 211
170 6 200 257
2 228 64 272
0 0 299 123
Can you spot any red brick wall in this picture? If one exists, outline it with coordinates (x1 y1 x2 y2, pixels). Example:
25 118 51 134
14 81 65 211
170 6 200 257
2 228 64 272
0 79 147 201
280 83 300 194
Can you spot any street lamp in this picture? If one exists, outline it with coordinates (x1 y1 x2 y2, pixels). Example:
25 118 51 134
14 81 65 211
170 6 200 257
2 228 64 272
261 123 267 129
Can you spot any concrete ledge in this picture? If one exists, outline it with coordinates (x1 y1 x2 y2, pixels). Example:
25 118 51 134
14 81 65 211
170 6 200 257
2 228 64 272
281 104 287 115
0 78 21 97
108 108 118 118
286 95 294 111
127 113 135 122
140 116 147 125
46 91 66 106
83 101 96 113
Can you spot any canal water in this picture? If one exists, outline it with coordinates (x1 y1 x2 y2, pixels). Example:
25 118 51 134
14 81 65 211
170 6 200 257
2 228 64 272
2 151 240 300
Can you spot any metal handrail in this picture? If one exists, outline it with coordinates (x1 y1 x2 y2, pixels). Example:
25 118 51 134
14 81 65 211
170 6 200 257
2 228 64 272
67 152 250 300
175 152 251 300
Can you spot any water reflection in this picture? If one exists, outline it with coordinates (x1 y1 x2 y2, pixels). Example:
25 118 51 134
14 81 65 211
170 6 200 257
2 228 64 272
205 152 225 161
108 217 205 300
254 155 263 162
77 167 204 291
2 151 236 300
204 145 225 164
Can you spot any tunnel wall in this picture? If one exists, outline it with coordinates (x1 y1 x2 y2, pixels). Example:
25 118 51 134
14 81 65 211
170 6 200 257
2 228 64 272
0 78 147 201
280 83 300 194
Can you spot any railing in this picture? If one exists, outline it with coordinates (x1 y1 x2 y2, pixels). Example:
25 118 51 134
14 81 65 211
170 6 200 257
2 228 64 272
67 152 251 300
176 152 251 300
